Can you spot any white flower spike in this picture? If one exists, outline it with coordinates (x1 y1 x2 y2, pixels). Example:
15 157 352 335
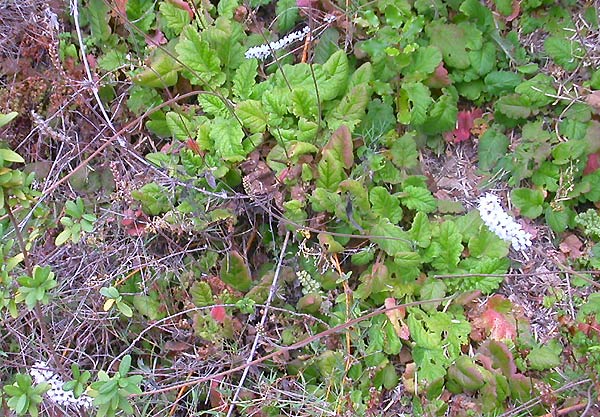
245 26 311 60
30 361 93 409
478 193 533 251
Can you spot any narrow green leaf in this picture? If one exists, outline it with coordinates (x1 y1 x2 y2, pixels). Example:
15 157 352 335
220 250 252 292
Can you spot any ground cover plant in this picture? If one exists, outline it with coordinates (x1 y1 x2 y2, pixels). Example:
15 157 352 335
1 0 600 415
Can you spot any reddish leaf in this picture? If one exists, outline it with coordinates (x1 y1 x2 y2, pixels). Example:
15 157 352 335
426 63 451 88
472 295 517 341
147 30 168 48
384 298 409 340
113 0 128 15
323 125 354 169
443 108 483 143
584 152 600 175
210 305 227 323
559 233 583 259
169 0 194 18
506 0 521 22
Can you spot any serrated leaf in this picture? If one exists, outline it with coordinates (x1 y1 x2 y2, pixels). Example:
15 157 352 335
370 218 412 256
328 84 369 131
291 89 318 119
198 94 229 118
370 186 403 223
389 133 418 169
400 186 436 212
210 118 246 162
220 250 252 292
526 341 561 371
176 26 224 86
133 295 162 320
86 0 111 42
232 59 258 100
404 46 442 80
544 35 582 71
430 220 463 271
159 1 191 35
515 74 556 108
421 92 458 135
468 42 496 76
166 112 196 140
236 100 267 133
190 281 213 307
511 188 544 218
448 356 485 392
484 71 522 95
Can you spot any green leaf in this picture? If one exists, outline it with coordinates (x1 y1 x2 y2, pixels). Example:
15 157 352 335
86 0 111 42
291 89 318 119
404 46 442 80
0 148 25 164
316 153 345 191
176 26 224 87
370 186 403 223
131 182 172 215
276 0 299 33
369 218 412 256
478 127 509 171
55 229 72 246
328 84 369 131
410 212 431 248
552 140 587 165
236 100 267 133
495 94 531 121
484 71 522 95
198 94 229 118
132 49 179 88
166 112 196 140
400 186 436 213
220 250 252 292
430 221 463 271
468 229 509 258
447 356 485 392
117 302 133 319
389 133 418 169
421 92 457 135
515 74 556 107
133 295 163 320
321 49 349 101
190 281 214 307
426 22 470 69
544 35 582 71
159 1 191 35
0 111 18 128
232 59 258 100
398 82 432 125
510 188 544 219
468 42 496 76
526 340 561 371
210 118 246 162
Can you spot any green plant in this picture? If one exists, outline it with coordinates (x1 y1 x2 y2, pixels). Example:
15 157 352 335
63 363 92 399
15 266 57 310
3 374 49 417
55 197 97 245
100 286 134 317
88 355 142 417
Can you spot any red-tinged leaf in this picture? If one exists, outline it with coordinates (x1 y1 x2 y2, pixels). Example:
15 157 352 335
323 125 354 169
477 340 517 377
584 152 600 175
384 298 409 339
211 305 227 323
113 0 128 16
506 0 521 22
426 63 451 88
209 376 226 410
444 108 483 143
148 30 168 47
169 0 194 18
472 295 517 341
559 233 583 259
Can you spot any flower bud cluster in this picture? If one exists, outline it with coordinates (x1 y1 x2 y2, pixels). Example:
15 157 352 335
478 193 533 251
296 270 320 295
245 26 310 60
30 362 93 409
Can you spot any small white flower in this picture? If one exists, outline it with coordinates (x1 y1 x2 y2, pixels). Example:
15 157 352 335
30 361 93 409
245 27 311 60
478 193 532 251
